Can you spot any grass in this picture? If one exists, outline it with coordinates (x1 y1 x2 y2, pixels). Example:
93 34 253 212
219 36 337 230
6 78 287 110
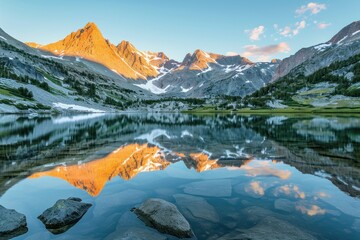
298 88 334 96
37 69 62 86
0 88 12 96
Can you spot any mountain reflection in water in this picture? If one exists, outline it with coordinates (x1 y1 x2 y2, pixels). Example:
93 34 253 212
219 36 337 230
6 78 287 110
0 113 359 239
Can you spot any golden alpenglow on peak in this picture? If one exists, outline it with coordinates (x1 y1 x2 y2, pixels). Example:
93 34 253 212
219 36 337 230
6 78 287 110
26 22 158 80
29 143 170 196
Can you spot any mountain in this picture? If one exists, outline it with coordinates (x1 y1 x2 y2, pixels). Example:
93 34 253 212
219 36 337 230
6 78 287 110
135 49 278 97
25 23 279 98
273 20 360 81
239 20 360 109
26 22 163 80
0 25 155 113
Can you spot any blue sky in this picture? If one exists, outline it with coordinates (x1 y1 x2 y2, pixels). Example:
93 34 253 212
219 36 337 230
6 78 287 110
0 0 359 61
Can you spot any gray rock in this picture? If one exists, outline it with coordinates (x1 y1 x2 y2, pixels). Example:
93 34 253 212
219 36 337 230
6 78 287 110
38 197 92 231
174 194 219 223
217 216 316 240
183 179 232 197
0 205 27 238
133 198 194 238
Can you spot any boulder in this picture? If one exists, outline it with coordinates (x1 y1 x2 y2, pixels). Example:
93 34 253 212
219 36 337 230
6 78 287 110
132 198 194 238
38 197 92 232
0 205 27 238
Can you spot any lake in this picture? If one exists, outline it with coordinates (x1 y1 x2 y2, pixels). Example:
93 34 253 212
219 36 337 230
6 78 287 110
0 113 359 239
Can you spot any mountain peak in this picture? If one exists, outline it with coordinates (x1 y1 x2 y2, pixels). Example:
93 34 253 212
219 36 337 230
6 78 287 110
32 22 156 79
84 22 98 29
327 20 360 44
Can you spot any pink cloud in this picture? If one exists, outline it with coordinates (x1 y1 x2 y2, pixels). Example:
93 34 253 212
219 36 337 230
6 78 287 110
317 22 331 29
296 2 326 15
242 42 290 62
246 25 265 41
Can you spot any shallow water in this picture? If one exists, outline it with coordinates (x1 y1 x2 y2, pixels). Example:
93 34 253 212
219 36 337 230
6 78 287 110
0 113 359 239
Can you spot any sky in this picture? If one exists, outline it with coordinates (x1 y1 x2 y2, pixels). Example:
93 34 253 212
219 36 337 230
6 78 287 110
0 0 359 62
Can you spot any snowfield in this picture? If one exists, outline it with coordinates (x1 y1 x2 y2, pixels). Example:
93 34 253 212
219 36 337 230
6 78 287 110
314 43 332 51
53 102 105 113
53 113 106 124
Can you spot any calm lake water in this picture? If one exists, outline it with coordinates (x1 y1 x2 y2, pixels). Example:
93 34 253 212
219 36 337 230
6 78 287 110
0 113 359 239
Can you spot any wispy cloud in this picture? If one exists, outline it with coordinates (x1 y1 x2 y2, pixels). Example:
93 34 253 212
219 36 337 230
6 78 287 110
242 42 290 62
245 25 265 41
276 20 306 37
316 22 331 29
296 2 326 15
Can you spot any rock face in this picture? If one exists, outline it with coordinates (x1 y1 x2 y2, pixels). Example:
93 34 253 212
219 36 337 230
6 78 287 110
38 197 92 230
26 22 160 80
133 198 194 238
0 205 27 237
273 20 360 81
142 51 278 97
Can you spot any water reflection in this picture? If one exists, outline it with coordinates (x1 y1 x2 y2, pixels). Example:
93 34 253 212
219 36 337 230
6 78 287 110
29 143 170 196
0 113 359 239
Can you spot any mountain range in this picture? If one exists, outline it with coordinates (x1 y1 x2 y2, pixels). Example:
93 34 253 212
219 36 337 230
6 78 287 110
0 20 359 112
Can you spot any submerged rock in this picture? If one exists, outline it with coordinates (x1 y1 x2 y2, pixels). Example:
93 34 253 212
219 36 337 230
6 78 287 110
274 198 295 213
38 197 92 232
132 198 194 238
106 227 168 240
174 194 219 223
217 216 316 240
0 205 28 238
183 179 232 197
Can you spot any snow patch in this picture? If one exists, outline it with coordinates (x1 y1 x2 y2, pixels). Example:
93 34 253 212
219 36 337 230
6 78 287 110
181 86 193 93
181 130 193 138
53 102 104 113
41 55 64 60
337 36 348 44
136 129 171 145
352 30 360 36
314 43 332 51
196 66 212 76
0 36 7 41
135 68 169 94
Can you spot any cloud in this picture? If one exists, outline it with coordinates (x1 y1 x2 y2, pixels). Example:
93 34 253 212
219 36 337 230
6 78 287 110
226 52 240 56
241 42 290 62
245 181 265 196
296 2 326 15
275 184 306 199
317 22 331 29
246 25 265 41
278 21 306 37
296 205 326 216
